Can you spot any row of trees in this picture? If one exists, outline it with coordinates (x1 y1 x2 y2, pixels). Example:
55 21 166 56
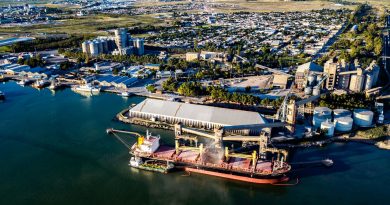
318 92 375 110
11 35 95 53
17 55 44 68
160 77 284 107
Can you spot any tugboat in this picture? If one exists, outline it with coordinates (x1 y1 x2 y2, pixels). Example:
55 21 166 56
0 91 5 100
129 157 174 173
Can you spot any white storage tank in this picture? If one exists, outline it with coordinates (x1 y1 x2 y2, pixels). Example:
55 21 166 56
82 41 90 54
312 86 320 96
321 120 335 137
316 75 322 82
353 109 374 127
304 87 312 95
314 107 332 116
313 113 331 128
308 75 316 86
333 109 352 118
334 117 353 132
89 41 99 56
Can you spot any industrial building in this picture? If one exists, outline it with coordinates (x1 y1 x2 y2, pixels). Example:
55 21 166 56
81 28 145 56
113 28 145 55
294 62 323 90
128 98 267 130
95 75 138 89
0 63 30 75
324 59 379 92
82 37 116 57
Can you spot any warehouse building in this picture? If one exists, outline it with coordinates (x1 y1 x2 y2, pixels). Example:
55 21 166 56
128 99 266 131
95 75 138 89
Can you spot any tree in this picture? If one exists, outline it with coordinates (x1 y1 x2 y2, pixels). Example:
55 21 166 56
60 61 72 70
112 67 119 75
162 77 178 92
245 86 251 93
146 84 156 93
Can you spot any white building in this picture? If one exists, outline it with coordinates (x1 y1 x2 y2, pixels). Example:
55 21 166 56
129 98 267 131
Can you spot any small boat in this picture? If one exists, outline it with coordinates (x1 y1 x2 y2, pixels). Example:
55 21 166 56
48 81 61 90
32 80 49 89
120 91 132 97
129 157 174 173
72 83 100 93
17 78 33 86
322 158 334 167
0 91 5 100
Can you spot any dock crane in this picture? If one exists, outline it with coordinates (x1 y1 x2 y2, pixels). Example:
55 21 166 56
276 82 294 122
174 123 289 172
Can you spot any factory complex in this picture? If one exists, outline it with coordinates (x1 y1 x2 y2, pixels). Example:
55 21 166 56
82 28 145 56
128 98 266 131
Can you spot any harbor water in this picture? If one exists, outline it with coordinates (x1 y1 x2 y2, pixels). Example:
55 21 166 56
0 81 389 205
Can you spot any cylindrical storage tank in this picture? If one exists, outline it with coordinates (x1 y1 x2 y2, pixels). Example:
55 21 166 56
333 109 352 118
316 75 322 82
313 113 331 128
312 86 320 96
308 75 315 86
97 40 103 54
321 120 335 137
82 41 89 54
89 41 99 56
334 117 353 132
353 109 374 127
314 107 332 116
102 40 109 53
304 87 312 95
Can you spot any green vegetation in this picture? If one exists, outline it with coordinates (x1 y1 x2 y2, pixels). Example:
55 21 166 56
12 35 95 53
160 77 284 107
17 55 44 68
0 15 163 35
318 92 375 109
162 77 178 92
317 4 382 67
356 126 389 139
59 61 72 70
146 84 157 93
0 46 12 53
177 82 204 97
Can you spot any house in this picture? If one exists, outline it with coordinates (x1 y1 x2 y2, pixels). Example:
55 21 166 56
156 70 173 79
144 63 160 70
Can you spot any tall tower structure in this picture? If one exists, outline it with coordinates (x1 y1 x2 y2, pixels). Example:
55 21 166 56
133 38 145 55
286 100 297 134
324 59 337 90
115 28 129 53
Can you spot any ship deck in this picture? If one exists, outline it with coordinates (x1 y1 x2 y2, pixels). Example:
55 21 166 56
147 146 280 175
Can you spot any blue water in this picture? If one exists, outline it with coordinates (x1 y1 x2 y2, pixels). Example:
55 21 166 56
0 81 389 205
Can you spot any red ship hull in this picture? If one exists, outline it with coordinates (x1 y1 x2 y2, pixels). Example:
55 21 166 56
185 167 289 184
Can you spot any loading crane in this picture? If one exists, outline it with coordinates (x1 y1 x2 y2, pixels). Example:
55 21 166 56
276 82 294 122
174 123 289 171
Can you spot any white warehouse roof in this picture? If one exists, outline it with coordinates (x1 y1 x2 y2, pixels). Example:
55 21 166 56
130 98 266 126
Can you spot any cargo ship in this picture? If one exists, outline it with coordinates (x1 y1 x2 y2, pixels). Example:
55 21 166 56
108 127 291 184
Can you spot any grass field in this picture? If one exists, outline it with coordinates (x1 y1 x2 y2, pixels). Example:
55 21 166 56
0 14 163 35
213 0 357 12
0 0 49 6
